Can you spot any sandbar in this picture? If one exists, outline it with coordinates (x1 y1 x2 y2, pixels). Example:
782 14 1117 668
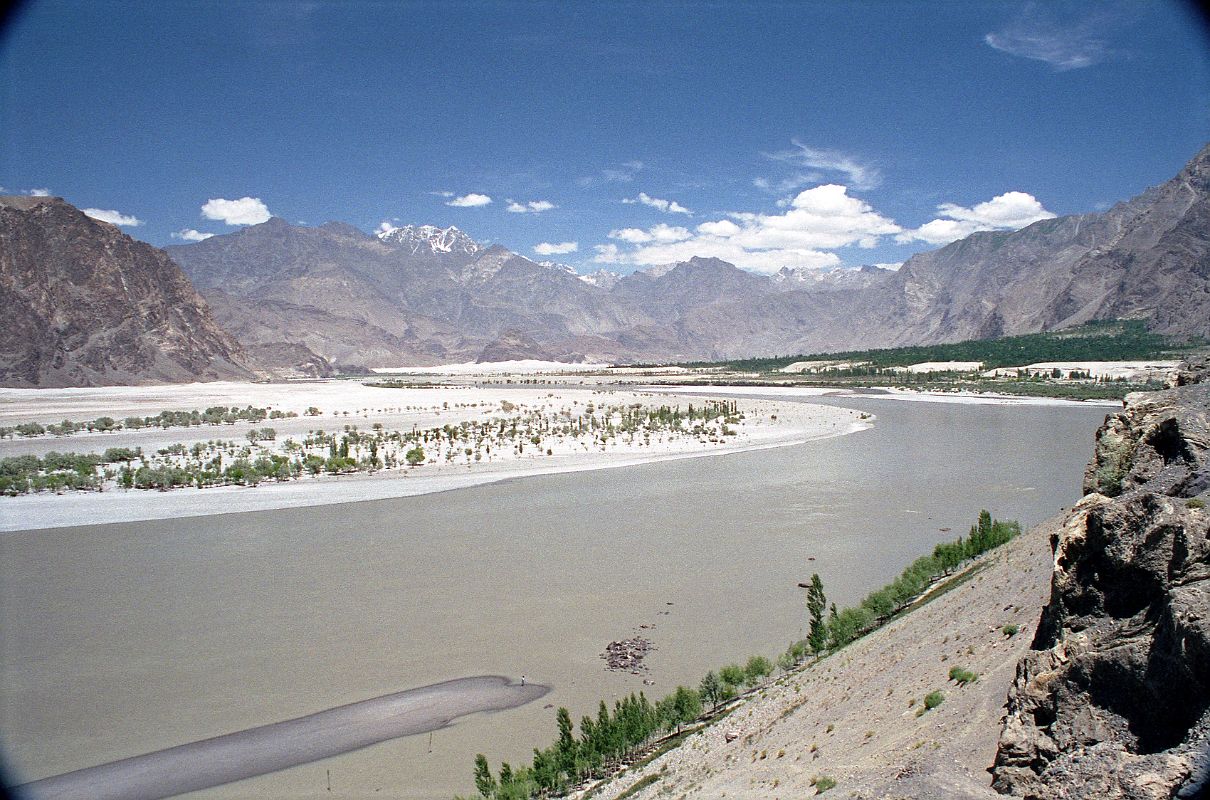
16 676 548 800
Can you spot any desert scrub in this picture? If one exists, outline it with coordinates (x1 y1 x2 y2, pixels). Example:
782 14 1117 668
948 667 978 685
924 690 945 710
1002 623 1020 637
615 773 660 799
1189 498 1206 509
811 774 837 793
1092 426 1134 496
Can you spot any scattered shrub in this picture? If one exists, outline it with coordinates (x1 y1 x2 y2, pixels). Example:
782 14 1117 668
948 667 978 685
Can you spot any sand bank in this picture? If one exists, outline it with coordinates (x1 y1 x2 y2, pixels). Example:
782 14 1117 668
0 385 868 531
17 676 547 800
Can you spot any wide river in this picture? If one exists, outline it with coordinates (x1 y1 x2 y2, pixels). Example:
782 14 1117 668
0 394 1110 799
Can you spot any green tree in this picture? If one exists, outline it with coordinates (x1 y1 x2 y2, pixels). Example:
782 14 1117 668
719 663 745 692
699 670 723 709
806 573 827 653
473 754 496 798
744 654 773 687
406 445 426 466
555 707 576 778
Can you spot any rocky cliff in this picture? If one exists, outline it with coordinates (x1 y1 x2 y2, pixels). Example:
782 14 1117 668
993 359 1210 798
0 196 254 387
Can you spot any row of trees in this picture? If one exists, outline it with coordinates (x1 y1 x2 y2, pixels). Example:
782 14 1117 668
2 399 749 497
0 405 298 439
467 511 1022 798
693 319 1181 373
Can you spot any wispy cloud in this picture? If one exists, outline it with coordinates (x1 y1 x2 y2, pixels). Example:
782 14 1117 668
758 141 881 192
506 199 556 213
577 160 644 187
622 192 691 215
896 191 1055 245
984 4 1116 70
429 190 455 198
595 184 901 274
83 208 143 226
534 241 578 255
446 193 492 207
171 228 214 241
201 196 272 225
27 188 51 197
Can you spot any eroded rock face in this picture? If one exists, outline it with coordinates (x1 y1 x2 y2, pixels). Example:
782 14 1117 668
0 196 254 386
992 359 1210 799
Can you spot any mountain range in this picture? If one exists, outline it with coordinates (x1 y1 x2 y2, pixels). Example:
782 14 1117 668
1 144 1206 385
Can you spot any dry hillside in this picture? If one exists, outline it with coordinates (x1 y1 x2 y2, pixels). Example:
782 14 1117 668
584 516 1062 800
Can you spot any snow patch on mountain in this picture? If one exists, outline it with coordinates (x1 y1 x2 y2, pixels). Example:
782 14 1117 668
377 224 481 256
579 269 621 290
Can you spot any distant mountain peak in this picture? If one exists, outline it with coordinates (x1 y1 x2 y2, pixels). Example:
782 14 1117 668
536 260 578 277
377 224 481 256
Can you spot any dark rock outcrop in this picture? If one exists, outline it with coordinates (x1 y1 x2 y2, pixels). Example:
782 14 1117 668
992 358 1210 799
0 196 254 387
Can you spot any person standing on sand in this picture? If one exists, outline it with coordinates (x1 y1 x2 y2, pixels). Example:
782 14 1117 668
521 675 526 686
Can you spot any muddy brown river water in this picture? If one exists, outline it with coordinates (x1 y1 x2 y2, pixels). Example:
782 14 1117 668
1 394 1109 798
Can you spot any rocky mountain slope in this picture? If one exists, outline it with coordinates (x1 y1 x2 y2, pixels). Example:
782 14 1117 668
0 196 253 387
167 221 648 368
165 144 1208 368
992 359 1210 798
680 143 1210 357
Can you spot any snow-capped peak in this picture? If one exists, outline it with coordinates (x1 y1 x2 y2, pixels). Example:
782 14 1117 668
377 223 481 256
537 260 579 277
579 269 621 290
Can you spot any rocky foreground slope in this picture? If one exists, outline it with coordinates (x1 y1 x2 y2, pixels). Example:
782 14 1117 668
992 360 1210 798
0 196 254 387
586 518 1061 800
588 363 1209 800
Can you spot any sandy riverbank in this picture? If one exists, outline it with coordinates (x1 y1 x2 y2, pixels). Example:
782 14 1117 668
0 383 869 531
17 676 548 800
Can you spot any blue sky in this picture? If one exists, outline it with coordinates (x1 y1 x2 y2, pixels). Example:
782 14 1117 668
2 0 1207 274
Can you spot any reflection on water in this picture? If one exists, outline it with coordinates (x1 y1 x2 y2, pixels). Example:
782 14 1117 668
0 396 1108 799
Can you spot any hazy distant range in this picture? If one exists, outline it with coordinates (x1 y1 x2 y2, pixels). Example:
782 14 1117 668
0 143 1206 386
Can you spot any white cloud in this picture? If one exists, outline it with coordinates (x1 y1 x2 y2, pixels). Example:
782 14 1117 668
896 191 1056 245
874 262 903 271
506 199 556 213
596 184 900 274
608 223 692 245
28 188 51 197
446 193 492 207
83 208 143 226
534 241 578 255
171 228 214 242
201 196 272 226
622 192 691 215
376 221 399 236
984 6 1112 70
759 141 881 192
429 190 455 198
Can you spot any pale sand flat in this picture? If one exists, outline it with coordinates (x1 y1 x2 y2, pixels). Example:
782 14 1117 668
16 676 548 800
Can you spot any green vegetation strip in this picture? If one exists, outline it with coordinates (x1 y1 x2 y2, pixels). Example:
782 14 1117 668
683 320 1195 372
0 405 304 439
1 401 741 497
464 511 1020 799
